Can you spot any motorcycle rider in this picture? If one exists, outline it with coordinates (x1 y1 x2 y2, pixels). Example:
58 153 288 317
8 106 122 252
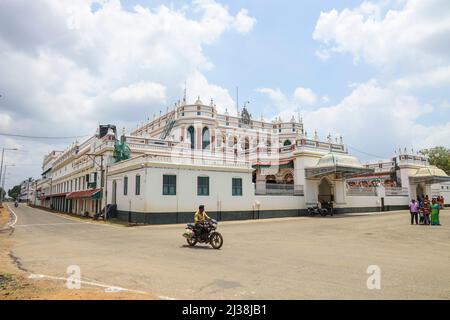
194 205 211 239
14 200 18 207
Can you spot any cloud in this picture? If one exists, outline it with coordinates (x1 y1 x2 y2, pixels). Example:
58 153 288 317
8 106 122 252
294 87 317 106
233 9 257 34
185 71 236 113
111 82 166 104
302 80 449 159
393 66 450 90
313 0 450 71
0 0 256 189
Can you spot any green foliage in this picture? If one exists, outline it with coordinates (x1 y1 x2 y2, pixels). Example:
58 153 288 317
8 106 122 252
8 185 21 200
420 146 450 174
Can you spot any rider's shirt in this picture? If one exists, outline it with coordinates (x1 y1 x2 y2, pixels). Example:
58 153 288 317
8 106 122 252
194 210 211 224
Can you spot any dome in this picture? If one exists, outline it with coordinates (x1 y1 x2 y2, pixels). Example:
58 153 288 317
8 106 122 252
413 166 448 178
317 152 363 168
195 96 203 105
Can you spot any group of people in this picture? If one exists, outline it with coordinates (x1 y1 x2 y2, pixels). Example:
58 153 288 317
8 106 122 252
409 195 443 226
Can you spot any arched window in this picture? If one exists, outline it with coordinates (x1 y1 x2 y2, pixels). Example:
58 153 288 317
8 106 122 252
284 173 294 184
283 140 292 146
202 127 210 150
244 137 250 151
187 126 195 149
266 175 277 184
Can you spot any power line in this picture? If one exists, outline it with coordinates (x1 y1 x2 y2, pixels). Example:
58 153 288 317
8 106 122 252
347 145 388 160
0 132 89 140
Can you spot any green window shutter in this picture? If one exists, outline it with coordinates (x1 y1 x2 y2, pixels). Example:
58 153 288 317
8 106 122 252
197 176 209 196
163 175 176 195
124 176 128 195
135 175 141 195
232 178 243 196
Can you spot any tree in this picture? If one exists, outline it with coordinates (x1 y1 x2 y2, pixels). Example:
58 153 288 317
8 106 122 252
420 146 450 174
8 185 21 201
0 187 5 200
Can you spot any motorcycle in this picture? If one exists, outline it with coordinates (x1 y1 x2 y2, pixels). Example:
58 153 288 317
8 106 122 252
307 205 329 217
183 219 223 249
14 201 18 208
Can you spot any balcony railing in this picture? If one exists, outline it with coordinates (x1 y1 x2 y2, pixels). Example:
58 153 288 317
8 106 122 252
385 187 409 196
346 186 377 196
256 184 304 196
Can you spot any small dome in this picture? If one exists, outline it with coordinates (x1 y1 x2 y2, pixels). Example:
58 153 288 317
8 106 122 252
195 96 203 105
413 166 448 178
317 152 363 168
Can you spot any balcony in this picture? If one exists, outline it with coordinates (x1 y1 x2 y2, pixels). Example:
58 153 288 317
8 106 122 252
346 186 377 196
256 183 304 196
385 187 409 197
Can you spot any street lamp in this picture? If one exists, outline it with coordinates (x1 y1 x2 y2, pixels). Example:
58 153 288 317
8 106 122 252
0 148 19 205
0 164 15 203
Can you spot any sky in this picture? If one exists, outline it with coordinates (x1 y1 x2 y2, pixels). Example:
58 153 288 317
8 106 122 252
0 0 450 191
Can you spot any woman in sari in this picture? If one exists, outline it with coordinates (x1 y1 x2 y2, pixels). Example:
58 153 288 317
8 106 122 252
430 199 440 226
423 195 431 225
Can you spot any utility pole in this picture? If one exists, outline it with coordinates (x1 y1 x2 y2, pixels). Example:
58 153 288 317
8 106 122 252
0 147 19 206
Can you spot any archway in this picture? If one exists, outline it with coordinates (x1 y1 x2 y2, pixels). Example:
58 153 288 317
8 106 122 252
187 126 195 149
284 173 294 184
283 140 292 146
416 184 425 199
202 127 210 150
266 175 277 184
318 178 333 205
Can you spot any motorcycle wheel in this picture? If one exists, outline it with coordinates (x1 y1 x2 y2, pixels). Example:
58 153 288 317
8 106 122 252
209 232 223 249
186 237 197 246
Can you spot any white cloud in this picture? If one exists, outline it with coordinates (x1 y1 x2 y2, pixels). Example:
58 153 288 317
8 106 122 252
294 87 317 106
233 9 257 34
111 82 166 104
302 80 449 158
393 66 450 90
0 113 12 130
0 0 256 188
313 0 450 71
185 71 236 113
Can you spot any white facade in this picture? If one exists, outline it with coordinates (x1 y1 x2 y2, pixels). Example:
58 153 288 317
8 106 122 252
30 96 450 223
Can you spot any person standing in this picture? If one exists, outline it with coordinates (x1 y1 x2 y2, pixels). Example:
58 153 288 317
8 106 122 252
408 199 419 225
423 195 431 225
431 198 441 226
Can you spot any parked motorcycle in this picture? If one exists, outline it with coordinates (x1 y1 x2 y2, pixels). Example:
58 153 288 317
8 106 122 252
307 205 329 217
183 219 223 249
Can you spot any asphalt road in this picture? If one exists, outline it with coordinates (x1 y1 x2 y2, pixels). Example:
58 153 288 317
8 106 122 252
4 204 450 299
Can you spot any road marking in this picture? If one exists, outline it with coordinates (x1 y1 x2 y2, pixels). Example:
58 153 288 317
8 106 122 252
14 222 86 228
5 204 18 228
28 273 176 299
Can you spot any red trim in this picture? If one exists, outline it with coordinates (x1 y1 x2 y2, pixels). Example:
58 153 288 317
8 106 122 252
51 192 69 197
66 189 101 199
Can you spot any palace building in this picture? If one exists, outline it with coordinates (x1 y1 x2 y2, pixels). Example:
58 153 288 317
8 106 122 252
30 96 450 223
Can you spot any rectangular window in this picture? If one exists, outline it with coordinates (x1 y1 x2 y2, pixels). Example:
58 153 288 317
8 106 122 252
123 176 128 195
197 176 209 196
163 175 177 195
232 178 243 196
135 175 141 195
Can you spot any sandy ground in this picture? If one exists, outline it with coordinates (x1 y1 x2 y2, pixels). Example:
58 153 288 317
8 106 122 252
0 206 154 300
2 203 450 299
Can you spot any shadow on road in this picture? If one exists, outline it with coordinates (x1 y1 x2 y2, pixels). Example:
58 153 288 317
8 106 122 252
180 244 216 250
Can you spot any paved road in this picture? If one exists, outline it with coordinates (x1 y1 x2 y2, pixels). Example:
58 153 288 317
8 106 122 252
4 204 450 299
